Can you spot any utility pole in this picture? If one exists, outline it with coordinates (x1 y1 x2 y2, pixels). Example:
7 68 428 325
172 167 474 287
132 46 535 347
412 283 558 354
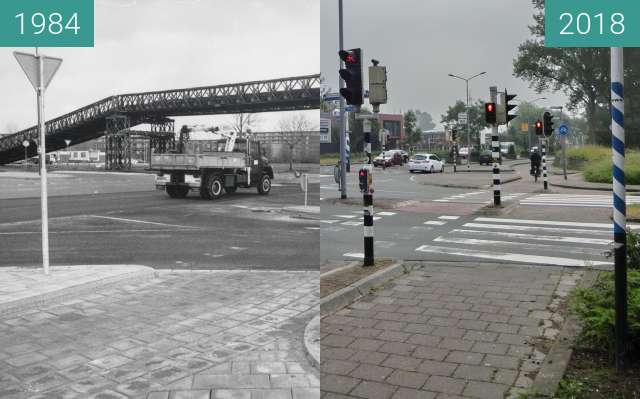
611 46 627 373
338 0 347 199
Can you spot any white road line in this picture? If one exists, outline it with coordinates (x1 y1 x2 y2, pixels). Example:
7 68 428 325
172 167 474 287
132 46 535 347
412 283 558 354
463 222 611 236
474 217 615 229
424 221 447 226
344 252 364 258
438 216 460 220
89 215 200 229
433 236 605 256
335 215 357 219
451 229 610 245
415 245 612 267
377 212 397 216
521 202 611 208
341 221 363 226
0 228 195 235
319 220 340 224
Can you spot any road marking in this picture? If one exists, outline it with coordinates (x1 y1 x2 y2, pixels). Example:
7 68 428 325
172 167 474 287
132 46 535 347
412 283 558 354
344 252 364 259
474 217 620 229
438 216 460 220
434 236 605 256
424 221 447 226
89 215 200 229
415 244 611 267
341 221 363 226
0 228 195 235
463 222 610 236
319 220 340 224
377 212 397 216
335 215 357 219
305 227 320 230
451 229 610 245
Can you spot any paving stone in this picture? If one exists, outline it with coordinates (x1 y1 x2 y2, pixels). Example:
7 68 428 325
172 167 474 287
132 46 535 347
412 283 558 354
385 369 429 389
444 351 484 366
462 381 508 399
438 339 473 352
170 390 211 399
452 365 495 382
413 346 449 361
350 380 397 399
417 360 457 377
482 355 520 370
292 388 319 399
423 376 465 395
390 388 436 399
381 354 422 372
350 364 394 382
470 342 508 355
320 374 360 394
321 360 358 376
378 342 416 357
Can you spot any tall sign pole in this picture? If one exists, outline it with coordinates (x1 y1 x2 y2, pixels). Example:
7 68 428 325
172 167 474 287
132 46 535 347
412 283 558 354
490 86 500 206
14 50 62 275
611 46 627 373
338 0 347 199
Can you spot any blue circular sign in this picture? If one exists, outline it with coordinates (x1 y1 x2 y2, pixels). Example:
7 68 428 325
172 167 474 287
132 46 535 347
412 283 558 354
558 124 569 136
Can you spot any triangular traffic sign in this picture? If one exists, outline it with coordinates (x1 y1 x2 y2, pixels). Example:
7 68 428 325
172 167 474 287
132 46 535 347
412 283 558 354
14 51 62 91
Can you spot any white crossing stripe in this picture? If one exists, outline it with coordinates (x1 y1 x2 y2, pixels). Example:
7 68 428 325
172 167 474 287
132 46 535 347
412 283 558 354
319 220 340 224
414 215 615 267
344 252 364 258
438 216 460 220
341 221 363 226
415 245 611 267
377 212 397 216
434 191 527 204
424 221 447 226
521 193 640 207
335 215 357 219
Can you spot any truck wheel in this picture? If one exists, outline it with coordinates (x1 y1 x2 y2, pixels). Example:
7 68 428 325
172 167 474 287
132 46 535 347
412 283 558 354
225 185 237 194
206 175 224 199
257 175 271 195
167 185 188 198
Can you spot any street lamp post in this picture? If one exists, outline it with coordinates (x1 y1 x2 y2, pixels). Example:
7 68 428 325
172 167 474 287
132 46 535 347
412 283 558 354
448 71 486 168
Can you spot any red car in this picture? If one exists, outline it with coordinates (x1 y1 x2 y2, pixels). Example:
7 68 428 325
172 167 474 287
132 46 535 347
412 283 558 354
373 151 403 167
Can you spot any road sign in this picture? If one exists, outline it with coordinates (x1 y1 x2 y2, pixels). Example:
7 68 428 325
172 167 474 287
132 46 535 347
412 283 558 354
521 122 529 132
22 140 30 147
14 52 62 90
323 93 341 102
320 118 331 143
558 123 570 136
458 112 468 125
345 105 355 112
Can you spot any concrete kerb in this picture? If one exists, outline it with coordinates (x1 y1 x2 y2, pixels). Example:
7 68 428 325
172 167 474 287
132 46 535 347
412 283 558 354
529 268 600 398
320 261 413 317
304 314 320 369
413 174 522 190
0 265 157 317
550 179 640 192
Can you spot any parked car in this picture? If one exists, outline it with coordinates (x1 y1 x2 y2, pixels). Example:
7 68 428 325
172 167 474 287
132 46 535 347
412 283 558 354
478 150 502 165
373 151 403 167
408 153 445 173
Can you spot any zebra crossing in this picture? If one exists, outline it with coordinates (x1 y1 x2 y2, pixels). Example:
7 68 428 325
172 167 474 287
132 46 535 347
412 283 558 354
320 211 398 227
414 216 627 267
433 191 527 204
520 193 640 207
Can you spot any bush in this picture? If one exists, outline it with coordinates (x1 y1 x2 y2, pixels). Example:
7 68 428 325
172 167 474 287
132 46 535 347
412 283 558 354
507 145 517 160
569 270 640 357
583 152 640 185
628 228 640 269
565 145 610 170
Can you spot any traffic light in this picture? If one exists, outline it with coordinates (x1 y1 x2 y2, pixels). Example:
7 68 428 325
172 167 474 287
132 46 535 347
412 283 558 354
543 111 554 137
485 102 496 124
504 90 517 125
368 62 388 106
358 168 369 192
452 128 457 142
339 48 363 107
535 120 543 136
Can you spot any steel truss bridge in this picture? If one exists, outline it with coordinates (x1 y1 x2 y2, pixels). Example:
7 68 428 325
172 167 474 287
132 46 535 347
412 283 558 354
0 74 320 168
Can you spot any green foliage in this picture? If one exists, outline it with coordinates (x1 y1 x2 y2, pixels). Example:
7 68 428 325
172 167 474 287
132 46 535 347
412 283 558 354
569 271 640 356
411 109 436 131
583 152 640 185
627 228 640 269
440 100 485 148
555 379 589 399
507 145 517 160
404 111 420 146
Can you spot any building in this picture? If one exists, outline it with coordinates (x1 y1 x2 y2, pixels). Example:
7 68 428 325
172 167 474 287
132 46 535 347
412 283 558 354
419 129 448 151
378 114 404 149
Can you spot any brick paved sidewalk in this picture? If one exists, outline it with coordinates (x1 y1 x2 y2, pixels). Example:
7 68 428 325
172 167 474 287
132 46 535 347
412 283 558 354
0 270 319 399
321 262 581 399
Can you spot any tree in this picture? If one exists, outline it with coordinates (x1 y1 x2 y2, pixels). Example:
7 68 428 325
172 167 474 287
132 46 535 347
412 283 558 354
513 0 640 146
441 100 486 149
279 113 315 171
412 110 436 131
226 113 262 136
404 111 420 147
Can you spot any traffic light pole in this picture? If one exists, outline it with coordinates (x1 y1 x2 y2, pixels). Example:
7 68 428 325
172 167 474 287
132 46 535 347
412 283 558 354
338 0 347 199
362 118 374 266
542 139 548 190
490 86 500 206
611 46 627 373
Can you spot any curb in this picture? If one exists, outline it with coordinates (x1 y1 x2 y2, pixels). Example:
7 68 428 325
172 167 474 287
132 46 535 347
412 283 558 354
320 261 414 317
530 269 600 397
0 265 157 316
549 180 640 192
414 174 521 190
303 314 320 369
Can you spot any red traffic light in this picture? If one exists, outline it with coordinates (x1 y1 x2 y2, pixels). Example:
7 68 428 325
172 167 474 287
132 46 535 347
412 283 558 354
486 103 494 113
339 49 358 64
359 170 366 177
535 121 542 129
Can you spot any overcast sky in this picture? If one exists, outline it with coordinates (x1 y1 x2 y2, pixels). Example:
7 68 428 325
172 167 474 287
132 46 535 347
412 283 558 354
0 0 319 134
321 0 568 127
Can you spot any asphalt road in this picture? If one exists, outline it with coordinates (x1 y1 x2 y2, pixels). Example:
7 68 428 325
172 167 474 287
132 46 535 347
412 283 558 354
321 161 623 268
0 171 319 270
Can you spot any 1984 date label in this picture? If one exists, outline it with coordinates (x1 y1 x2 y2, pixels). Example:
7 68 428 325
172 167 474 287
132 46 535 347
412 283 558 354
0 0 93 47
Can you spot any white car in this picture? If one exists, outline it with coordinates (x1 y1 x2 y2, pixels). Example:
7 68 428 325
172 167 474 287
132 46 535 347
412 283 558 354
408 153 445 173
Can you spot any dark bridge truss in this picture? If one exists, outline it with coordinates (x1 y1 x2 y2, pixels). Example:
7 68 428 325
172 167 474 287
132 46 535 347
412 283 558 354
0 74 320 165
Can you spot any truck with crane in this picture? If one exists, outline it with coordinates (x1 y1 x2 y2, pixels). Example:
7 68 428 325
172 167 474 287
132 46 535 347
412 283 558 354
150 128 273 199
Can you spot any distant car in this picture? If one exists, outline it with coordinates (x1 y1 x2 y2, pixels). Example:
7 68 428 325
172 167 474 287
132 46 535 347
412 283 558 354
373 151 403 167
479 150 492 165
408 153 445 173
458 147 469 157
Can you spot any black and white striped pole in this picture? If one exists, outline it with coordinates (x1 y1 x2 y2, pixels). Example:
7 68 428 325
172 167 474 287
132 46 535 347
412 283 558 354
490 86 501 206
362 118 374 266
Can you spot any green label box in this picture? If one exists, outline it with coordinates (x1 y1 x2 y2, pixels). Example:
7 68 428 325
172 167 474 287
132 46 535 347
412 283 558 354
546 0 640 47
0 0 94 47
